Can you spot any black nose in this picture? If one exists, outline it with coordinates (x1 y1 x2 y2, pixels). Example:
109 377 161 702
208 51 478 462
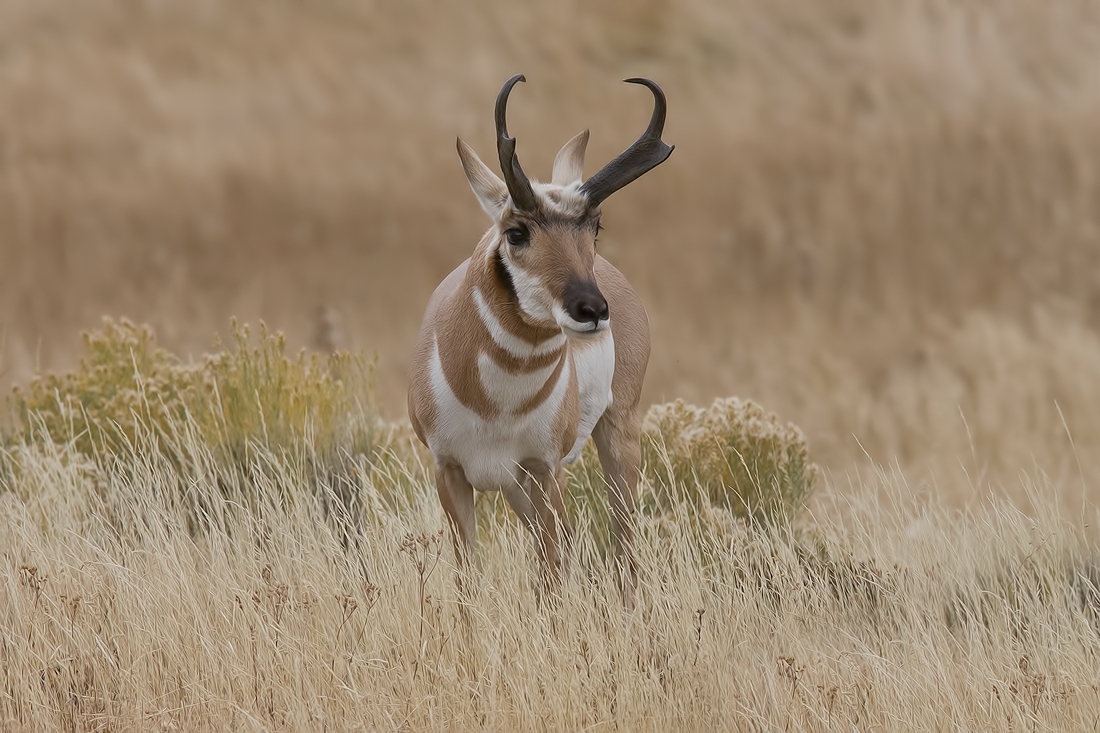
574 295 609 325
563 278 609 327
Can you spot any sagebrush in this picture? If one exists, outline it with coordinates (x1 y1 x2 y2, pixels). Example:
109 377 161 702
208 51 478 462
7 320 818 531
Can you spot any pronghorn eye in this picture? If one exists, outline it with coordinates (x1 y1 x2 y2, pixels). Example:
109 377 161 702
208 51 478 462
505 226 530 247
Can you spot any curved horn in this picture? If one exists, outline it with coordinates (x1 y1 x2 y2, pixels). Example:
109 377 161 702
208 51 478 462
579 78 674 207
495 73 539 212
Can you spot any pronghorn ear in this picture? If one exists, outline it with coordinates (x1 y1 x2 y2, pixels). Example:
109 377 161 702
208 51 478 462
457 138 509 220
551 129 589 186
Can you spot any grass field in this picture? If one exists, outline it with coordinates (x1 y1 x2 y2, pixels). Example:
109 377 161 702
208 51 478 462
2 323 1099 731
3 1 1100 730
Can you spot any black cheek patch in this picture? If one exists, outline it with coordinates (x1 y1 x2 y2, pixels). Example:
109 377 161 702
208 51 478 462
494 250 518 303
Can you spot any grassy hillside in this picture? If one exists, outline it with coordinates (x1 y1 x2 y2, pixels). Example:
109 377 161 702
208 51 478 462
2 324 1099 731
3 1 1100 503
3 3 1100 727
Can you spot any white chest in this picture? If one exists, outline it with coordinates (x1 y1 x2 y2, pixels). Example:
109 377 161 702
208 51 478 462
564 331 616 464
426 335 570 491
424 330 616 491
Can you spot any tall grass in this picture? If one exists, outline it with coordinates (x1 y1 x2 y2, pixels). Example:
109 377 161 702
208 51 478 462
3 4 1100 726
2 322 1098 730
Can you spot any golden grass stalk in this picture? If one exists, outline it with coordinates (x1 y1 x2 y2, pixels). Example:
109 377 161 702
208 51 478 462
3 431 1099 731
2 320 1099 730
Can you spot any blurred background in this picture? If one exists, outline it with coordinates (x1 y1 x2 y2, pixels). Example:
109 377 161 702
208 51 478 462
3 0 1100 508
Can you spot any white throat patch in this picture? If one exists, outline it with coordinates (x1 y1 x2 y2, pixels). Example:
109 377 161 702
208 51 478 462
499 255 558 327
472 287 565 358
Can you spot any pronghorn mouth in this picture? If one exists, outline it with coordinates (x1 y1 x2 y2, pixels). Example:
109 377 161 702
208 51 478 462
555 300 611 337
562 320 610 338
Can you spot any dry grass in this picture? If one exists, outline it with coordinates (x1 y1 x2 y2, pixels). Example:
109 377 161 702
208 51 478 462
3 391 1100 730
2 321 1100 731
3 2 1100 729
4 1 1100 502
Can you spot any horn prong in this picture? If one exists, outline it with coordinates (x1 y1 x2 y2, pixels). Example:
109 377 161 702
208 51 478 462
494 73 539 212
579 78 674 207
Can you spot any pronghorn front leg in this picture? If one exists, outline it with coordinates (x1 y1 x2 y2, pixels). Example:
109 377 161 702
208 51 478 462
592 412 640 612
435 459 477 570
504 460 574 593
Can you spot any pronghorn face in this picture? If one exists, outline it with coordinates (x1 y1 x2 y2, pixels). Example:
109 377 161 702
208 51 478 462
455 73 673 336
457 133 610 336
495 200 608 335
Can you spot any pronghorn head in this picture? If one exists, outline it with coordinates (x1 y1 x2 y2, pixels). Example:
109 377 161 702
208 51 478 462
457 74 673 337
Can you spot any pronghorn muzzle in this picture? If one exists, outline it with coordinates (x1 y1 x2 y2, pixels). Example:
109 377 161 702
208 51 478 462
563 278 609 330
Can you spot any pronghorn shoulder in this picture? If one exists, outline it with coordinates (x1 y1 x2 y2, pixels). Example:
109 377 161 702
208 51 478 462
409 258 475 442
592 255 635 305
423 258 472 317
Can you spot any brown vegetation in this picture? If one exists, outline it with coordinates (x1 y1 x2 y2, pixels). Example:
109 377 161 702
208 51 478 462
3 1 1100 503
6 441 1099 731
3 6 1100 724
2 324 1099 731
6 0 1100 713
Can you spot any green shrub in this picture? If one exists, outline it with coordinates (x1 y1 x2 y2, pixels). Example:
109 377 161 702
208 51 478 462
11 319 200 456
5 319 418 539
196 321 378 459
9 318 385 467
559 396 819 562
640 397 819 524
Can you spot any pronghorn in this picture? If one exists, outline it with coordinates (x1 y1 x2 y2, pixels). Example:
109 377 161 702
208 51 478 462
408 74 672 608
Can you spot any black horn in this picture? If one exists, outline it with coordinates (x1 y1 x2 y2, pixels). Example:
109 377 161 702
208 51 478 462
495 73 539 212
579 78 674 207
